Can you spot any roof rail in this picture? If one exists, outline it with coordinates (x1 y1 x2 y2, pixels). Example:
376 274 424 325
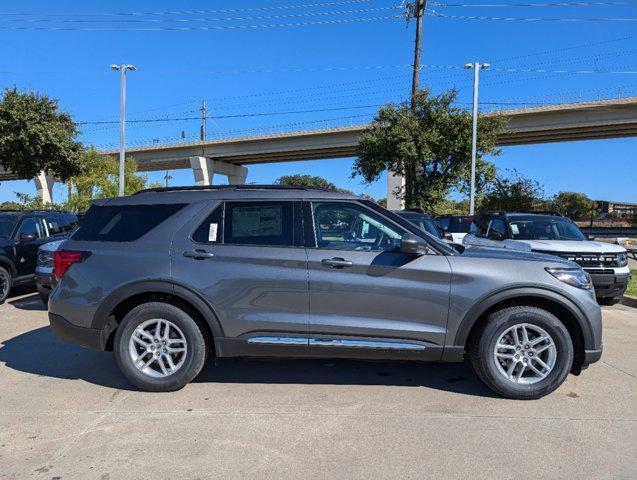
531 211 564 217
133 184 336 195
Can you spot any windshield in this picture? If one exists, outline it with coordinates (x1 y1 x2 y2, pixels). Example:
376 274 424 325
397 213 442 239
508 216 587 241
0 215 17 238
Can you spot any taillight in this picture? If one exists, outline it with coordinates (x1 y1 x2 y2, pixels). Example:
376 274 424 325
54 251 91 280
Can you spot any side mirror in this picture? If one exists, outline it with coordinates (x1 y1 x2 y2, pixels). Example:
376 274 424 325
19 232 36 242
443 233 453 241
587 234 595 241
399 232 428 255
489 231 506 241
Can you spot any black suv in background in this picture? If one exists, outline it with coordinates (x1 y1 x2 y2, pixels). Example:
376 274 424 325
0 210 78 303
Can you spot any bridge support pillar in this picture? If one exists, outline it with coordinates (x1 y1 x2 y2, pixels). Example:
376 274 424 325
34 171 55 204
190 156 248 186
386 171 404 211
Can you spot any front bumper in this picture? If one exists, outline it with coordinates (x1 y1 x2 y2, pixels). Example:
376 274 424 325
49 313 107 351
589 272 631 299
583 347 603 367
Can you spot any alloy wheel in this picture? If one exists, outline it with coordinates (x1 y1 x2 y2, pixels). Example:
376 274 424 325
493 323 557 384
128 318 188 378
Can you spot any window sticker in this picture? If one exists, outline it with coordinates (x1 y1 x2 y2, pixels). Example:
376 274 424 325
510 224 519 235
208 223 218 242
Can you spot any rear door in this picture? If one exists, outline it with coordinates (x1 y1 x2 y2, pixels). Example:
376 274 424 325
171 200 310 355
305 201 451 360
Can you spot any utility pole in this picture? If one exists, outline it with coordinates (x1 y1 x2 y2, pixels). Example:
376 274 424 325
110 64 136 196
410 0 426 105
200 100 207 141
464 62 490 215
164 171 173 188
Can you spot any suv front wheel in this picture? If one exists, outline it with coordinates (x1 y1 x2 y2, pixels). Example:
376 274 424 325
470 306 574 400
0 266 11 304
114 302 208 392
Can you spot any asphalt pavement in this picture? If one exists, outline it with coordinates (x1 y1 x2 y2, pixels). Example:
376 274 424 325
0 289 635 480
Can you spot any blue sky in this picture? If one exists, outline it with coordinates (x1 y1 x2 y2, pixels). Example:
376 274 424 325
0 0 636 204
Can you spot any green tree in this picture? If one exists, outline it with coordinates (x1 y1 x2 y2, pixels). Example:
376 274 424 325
65 150 160 213
480 169 546 212
551 191 597 220
0 87 83 180
353 88 505 211
275 174 338 190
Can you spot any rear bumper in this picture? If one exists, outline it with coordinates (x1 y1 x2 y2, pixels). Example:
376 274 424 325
49 313 106 351
590 272 630 299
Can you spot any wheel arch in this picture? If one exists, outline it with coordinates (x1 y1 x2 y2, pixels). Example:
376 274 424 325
455 287 592 374
92 280 223 352
0 255 17 277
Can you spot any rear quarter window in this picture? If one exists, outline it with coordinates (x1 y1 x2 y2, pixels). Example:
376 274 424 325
72 204 185 242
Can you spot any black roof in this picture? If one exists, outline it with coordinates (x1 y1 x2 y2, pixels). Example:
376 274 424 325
478 211 564 218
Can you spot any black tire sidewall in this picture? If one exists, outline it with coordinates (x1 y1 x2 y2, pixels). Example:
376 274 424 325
478 308 573 399
0 267 11 304
114 302 207 392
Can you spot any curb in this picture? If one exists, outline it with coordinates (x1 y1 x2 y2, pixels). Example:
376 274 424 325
621 295 637 308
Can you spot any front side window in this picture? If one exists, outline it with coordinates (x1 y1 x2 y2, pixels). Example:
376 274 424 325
17 218 44 239
487 219 507 240
224 202 296 247
312 202 403 252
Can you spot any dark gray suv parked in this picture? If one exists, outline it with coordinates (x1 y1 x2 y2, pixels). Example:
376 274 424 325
48 186 603 399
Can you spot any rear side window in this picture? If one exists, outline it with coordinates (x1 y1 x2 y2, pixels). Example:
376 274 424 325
192 204 224 243
224 202 296 246
72 204 185 242
45 215 62 235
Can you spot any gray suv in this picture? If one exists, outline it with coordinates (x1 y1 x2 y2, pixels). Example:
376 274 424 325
48 186 603 399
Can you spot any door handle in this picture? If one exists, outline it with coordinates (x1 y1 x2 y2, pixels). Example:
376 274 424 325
321 257 353 268
183 249 215 260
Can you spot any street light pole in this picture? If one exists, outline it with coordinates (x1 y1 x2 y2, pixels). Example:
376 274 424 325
464 62 489 215
110 64 136 196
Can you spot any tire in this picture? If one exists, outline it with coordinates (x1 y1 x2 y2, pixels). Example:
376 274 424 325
598 297 621 306
114 302 208 392
39 292 50 306
0 266 11 305
470 306 574 400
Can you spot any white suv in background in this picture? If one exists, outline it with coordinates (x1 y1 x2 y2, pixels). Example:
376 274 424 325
463 211 630 305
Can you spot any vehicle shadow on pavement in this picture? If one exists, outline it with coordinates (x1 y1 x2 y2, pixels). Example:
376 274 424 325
195 358 499 398
0 326 498 397
0 326 133 390
8 293 47 312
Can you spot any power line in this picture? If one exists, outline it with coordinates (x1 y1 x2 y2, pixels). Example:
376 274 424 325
0 14 401 31
429 11 637 21
0 6 401 23
431 1 637 7
78 104 386 125
0 1 375 16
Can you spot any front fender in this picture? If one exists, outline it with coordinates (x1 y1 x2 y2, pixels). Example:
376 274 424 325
451 285 598 351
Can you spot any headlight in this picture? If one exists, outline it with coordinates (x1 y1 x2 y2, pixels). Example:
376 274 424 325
546 267 593 290
38 251 55 267
617 253 628 268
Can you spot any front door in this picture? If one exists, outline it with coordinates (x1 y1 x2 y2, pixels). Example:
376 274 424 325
15 217 48 277
305 201 451 361
171 200 309 355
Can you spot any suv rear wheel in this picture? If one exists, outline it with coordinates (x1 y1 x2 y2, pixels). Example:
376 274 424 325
114 302 208 392
470 306 573 400
0 266 11 304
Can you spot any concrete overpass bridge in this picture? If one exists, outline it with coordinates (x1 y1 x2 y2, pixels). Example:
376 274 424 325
2 96 636 208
